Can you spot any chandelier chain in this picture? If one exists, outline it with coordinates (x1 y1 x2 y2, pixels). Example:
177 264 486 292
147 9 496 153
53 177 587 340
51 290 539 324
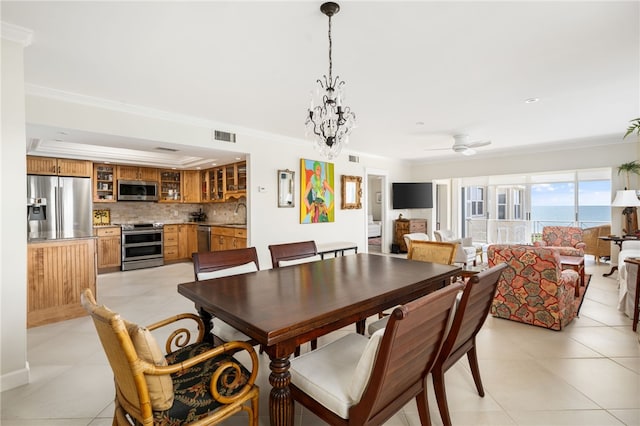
328 15 333 83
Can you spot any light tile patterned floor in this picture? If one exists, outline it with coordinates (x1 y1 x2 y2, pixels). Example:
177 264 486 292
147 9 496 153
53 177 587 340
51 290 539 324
1 257 639 425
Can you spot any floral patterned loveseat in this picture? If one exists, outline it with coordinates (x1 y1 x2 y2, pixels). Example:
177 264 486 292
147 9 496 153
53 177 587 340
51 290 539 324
533 226 586 257
488 244 579 331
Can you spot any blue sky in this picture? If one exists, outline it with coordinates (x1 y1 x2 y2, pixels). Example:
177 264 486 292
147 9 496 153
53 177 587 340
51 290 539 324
531 181 611 206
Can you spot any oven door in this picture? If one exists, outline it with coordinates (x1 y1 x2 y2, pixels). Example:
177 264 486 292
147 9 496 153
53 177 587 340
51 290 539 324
122 230 163 261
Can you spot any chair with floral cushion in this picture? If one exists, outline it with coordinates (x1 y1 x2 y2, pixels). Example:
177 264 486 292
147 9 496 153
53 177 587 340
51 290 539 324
81 288 259 425
533 226 586 257
488 245 579 330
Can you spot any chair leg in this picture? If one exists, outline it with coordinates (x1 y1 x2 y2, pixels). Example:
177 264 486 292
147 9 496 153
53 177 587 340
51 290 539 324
466 345 485 397
433 368 452 426
311 339 317 350
415 387 433 426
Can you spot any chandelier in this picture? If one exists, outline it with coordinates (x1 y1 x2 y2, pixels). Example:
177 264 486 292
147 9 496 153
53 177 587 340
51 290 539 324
305 2 356 160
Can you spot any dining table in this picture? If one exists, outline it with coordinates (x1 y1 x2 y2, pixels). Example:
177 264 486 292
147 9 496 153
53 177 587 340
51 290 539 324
177 252 461 426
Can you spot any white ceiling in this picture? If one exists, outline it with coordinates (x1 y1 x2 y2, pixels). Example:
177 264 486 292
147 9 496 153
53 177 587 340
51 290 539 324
2 1 639 167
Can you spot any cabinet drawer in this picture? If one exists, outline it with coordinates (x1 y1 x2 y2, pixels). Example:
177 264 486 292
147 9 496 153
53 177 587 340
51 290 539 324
410 222 426 233
234 228 247 238
164 246 179 259
212 227 235 237
164 224 178 233
164 233 178 245
96 227 121 237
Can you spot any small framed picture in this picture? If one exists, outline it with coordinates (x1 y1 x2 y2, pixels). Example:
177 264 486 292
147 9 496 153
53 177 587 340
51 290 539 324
375 192 382 204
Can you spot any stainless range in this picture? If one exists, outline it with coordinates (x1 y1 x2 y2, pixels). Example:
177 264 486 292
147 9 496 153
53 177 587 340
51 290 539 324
121 223 164 271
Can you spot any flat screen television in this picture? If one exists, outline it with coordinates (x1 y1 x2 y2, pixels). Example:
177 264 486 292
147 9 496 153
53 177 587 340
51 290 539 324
392 182 433 209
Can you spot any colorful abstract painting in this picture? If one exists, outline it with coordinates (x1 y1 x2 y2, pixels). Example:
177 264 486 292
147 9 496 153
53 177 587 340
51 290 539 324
300 158 335 223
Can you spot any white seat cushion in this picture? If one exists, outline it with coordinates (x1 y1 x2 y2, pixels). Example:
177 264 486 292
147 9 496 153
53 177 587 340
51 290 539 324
212 318 252 342
290 332 372 419
196 262 258 280
349 328 385 402
278 254 322 267
367 316 388 336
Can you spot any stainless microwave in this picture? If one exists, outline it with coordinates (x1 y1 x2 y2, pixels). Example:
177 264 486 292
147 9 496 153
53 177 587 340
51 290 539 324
117 180 158 201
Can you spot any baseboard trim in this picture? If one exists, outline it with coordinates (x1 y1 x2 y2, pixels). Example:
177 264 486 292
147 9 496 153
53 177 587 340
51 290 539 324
1 362 30 391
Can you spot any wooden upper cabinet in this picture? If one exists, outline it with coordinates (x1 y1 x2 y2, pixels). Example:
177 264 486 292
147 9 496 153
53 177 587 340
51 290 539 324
182 170 201 203
117 165 158 181
27 156 92 177
224 161 247 200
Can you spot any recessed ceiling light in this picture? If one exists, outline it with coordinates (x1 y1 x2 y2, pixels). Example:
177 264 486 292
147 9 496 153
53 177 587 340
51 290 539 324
57 131 68 135
235 157 241 161
415 121 425 126
524 97 539 104
171 167 177 170
196 167 201 170
211 163 217 166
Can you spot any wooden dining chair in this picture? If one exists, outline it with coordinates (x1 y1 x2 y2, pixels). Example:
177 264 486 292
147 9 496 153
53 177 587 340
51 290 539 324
368 240 458 335
289 281 464 425
268 240 320 268
432 263 507 426
81 289 260 426
268 240 321 355
192 248 260 346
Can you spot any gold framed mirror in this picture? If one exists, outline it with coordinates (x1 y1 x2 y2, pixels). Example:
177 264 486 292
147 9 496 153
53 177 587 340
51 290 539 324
277 169 295 208
341 175 362 209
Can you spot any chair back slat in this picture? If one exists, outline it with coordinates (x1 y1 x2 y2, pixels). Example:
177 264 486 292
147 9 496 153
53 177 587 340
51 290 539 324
350 282 463 424
192 247 259 280
268 240 318 268
438 264 507 366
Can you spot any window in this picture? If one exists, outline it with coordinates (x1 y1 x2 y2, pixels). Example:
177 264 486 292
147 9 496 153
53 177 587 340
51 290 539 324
465 186 485 218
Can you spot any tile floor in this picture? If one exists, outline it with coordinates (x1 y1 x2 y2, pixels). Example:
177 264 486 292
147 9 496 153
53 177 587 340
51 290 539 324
1 256 639 426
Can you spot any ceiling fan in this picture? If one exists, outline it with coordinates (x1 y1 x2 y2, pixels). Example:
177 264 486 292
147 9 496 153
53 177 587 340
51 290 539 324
426 134 492 156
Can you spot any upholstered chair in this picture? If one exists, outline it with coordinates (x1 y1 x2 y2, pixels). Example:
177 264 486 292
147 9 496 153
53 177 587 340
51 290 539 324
403 232 430 254
533 226 586 257
434 230 477 266
488 245 579 330
617 240 640 319
582 224 611 264
81 289 259 426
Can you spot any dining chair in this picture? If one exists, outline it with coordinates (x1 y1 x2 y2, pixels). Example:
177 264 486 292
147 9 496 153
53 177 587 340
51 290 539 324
81 288 260 426
268 240 321 355
192 248 260 346
268 240 320 268
289 281 464 425
432 263 507 426
623 257 640 331
368 240 458 335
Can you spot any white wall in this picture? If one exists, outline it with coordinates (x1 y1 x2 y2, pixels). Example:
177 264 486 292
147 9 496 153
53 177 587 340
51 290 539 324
1 38 29 391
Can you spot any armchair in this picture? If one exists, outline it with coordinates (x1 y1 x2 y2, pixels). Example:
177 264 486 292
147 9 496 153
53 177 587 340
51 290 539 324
617 240 640 319
488 245 579 330
533 226 586 257
81 289 259 425
582 224 611 264
434 230 477 266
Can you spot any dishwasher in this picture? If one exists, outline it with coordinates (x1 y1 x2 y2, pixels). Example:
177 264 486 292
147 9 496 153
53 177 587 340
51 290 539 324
197 225 211 252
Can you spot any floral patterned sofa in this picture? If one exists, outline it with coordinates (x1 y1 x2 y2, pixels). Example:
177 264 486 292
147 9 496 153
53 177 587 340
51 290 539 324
533 226 586 257
488 244 579 330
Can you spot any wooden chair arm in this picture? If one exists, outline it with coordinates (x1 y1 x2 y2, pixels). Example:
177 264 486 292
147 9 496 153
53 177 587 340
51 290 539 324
145 313 205 354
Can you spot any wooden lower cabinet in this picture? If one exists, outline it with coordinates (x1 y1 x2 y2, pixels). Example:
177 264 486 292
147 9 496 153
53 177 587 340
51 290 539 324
95 226 121 273
211 227 247 251
164 224 197 262
27 238 97 327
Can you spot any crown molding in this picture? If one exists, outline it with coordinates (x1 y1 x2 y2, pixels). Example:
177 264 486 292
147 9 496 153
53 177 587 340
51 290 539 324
25 84 305 146
1 22 33 46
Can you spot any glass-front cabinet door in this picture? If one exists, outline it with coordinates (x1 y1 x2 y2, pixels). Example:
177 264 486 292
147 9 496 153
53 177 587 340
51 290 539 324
159 170 181 202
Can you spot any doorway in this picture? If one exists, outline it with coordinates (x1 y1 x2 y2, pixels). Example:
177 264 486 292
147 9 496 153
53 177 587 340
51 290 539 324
366 169 388 253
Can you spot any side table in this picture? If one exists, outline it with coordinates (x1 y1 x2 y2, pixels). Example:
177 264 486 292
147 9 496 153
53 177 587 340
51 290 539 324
598 236 637 277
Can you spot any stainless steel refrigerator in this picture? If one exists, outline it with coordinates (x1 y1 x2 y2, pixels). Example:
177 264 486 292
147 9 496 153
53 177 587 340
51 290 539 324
27 175 92 240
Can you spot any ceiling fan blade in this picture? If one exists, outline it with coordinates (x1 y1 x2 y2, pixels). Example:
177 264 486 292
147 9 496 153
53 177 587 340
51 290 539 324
467 140 491 148
461 147 476 156
424 147 451 152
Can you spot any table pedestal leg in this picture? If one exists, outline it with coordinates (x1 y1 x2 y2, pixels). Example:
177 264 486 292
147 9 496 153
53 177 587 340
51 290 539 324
356 319 366 335
197 307 214 343
269 356 294 426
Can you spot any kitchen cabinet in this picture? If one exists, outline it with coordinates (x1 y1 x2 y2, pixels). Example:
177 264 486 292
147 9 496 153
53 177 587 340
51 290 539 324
93 163 116 202
27 155 92 177
164 224 197 262
163 224 179 261
394 218 428 253
117 165 158 181
95 226 121 273
211 226 247 251
200 167 224 202
27 238 97 327
178 223 198 259
182 170 201 203
224 161 247 200
159 170 182 202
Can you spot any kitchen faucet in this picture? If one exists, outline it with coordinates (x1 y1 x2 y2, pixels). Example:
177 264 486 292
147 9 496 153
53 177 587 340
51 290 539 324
234 201 247 215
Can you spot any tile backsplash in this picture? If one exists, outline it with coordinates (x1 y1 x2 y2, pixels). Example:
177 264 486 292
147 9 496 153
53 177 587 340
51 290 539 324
94 198 246 225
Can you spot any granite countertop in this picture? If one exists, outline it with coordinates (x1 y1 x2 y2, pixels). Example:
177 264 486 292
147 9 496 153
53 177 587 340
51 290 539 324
156 221 247 229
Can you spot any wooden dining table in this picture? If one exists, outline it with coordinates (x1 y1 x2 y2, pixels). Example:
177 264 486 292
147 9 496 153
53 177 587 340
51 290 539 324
177 253 461 426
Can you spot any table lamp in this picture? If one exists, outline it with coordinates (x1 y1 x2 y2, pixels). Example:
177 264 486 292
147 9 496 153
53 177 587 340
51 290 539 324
611 190 640 236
